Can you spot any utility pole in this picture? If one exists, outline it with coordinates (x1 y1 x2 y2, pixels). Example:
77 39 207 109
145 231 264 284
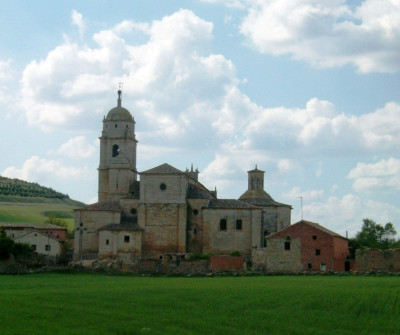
299 196 303 221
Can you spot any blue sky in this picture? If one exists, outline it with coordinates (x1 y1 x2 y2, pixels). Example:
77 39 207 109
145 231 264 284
1 0 399 236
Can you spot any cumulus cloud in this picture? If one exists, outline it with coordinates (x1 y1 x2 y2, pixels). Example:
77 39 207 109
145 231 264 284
2 156 89 182
242 99 400 157
348 157 400 192
285 186 325 201
71 10 85 38
302 193 400 236
239 0 400 73
53 136 97 159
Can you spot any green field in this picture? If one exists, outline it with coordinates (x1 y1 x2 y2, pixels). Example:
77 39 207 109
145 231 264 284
0 197 84 231
0 274 399 335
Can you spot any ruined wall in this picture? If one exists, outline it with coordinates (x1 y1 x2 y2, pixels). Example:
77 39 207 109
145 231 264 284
210 256 245 272
356 249 400 272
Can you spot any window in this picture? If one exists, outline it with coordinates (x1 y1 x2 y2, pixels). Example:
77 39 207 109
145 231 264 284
315 249 321 255
193 228 197 235
124 235 130 243
112 144 119 157
219 219 227 231
106 239 109 245
31 245 37 251
130 208 137 215
45 245 51 251
193 209 199 215
115 124 118 128
160 183 167 191
307 263 312 269
235 219 243 230
320 263 326 271
284 242 291 250
312 235 317 240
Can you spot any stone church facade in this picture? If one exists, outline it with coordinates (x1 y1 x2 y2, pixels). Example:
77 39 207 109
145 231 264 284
73 91 292 261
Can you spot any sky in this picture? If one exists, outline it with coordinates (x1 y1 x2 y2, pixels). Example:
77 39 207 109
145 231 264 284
0 0 399 237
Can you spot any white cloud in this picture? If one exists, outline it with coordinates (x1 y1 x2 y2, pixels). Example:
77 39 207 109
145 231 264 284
348 157 400 192
302 193 400 236
2 156 89 182
285 186 324 201
71 10 85 38
239 0 400 73
200 0 246 9
243 99 400 156
53 136 97 159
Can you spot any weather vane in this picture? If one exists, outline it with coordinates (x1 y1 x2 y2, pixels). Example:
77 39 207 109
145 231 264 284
119 82 124 91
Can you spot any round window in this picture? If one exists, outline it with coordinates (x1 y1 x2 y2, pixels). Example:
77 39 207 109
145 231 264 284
130 208 137 215
193 209 199 215
160 183 167 190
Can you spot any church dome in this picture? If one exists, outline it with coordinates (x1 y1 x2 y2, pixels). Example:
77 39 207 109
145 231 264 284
105 90 133 122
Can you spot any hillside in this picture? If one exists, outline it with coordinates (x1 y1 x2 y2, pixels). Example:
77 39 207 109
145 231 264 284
0 176 70 199
0 176 86 230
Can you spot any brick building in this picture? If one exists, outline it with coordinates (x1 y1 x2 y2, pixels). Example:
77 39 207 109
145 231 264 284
74 91 292 261
252 220 350 273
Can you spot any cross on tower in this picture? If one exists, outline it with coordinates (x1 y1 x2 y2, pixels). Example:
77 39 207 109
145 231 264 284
119 82 124 91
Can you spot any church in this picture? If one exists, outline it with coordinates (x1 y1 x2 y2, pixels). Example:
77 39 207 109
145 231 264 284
73 91 292 262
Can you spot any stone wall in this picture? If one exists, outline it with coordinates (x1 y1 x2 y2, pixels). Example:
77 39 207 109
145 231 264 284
210 256 245 272
356 249 400 272
203 208 261 257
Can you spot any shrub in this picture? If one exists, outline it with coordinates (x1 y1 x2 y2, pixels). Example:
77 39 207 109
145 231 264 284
230 251 241 257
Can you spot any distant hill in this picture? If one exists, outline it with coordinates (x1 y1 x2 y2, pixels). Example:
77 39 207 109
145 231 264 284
0 177 86 230
0 176 71 199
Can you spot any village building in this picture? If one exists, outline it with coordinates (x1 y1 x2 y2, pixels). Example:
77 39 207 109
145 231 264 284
73 91 292 262
252 220 351 273
0 222 67 259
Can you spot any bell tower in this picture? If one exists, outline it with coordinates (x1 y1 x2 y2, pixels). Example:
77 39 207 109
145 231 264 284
247 165 264 191
98 90 138 201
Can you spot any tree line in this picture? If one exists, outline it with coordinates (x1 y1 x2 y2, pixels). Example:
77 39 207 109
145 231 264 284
0 176 69 199
349 218 400 255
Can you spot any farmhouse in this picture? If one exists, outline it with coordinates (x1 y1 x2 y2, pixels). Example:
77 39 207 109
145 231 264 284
73 91 292 262
252 220 351 273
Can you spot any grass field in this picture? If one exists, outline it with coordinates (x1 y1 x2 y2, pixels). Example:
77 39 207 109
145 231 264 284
0 274 399 335
0 198 84 231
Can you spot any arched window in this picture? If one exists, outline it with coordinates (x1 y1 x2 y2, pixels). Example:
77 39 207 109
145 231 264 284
112 144 119 157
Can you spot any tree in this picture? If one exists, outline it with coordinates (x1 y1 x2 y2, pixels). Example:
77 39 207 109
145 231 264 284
45 216 68 229
352 218 397 249
0 227 14 259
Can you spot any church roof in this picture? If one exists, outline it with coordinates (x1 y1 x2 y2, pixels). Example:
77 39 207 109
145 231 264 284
187 184 213 199
105 90 133 122
98 223 143 232
78 200 121 211
266 220 346 239
0 222 67 230
239 189 291 208
206 199 260 210
247 165 265 173
141 163 184 175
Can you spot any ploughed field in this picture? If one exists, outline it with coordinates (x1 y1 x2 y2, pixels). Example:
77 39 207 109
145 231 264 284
0 274 399 335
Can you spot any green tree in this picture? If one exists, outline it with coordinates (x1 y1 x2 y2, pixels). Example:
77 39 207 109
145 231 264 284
45 216 68 229
0 227 14 259
352 218 397 249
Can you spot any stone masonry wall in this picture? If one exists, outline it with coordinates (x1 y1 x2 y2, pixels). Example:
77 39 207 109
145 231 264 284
356 248 400 272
